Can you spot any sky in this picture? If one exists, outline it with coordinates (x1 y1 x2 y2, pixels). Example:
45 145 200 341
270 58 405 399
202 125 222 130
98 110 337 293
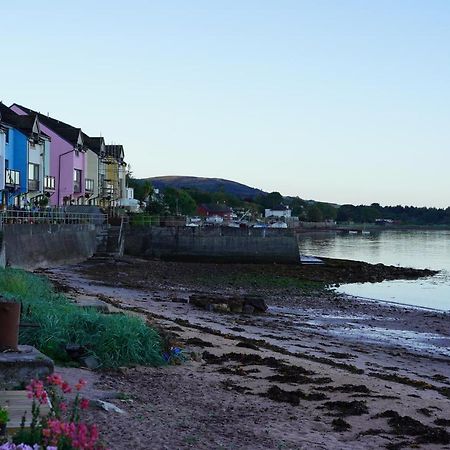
1 1 450 208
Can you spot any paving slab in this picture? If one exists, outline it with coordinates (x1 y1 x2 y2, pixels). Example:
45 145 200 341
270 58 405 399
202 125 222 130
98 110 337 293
0 390 51 431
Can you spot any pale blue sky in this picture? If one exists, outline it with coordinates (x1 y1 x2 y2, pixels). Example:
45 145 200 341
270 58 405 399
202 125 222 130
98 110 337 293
2 1 449 207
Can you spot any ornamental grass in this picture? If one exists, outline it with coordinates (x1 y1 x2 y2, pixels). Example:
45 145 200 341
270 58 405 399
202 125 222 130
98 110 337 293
0 268 165 368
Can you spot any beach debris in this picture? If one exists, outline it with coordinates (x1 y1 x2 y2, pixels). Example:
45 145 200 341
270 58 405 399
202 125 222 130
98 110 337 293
185 337 215 348
332 418 352 431
236 341 260 351
323 400 369 416
264 385 328 405
65 343 87 360
376 410 450 445
93 399 126 414
190 294 268 314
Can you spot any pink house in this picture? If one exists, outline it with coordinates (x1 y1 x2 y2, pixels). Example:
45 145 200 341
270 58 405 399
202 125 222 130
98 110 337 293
11 104 87 206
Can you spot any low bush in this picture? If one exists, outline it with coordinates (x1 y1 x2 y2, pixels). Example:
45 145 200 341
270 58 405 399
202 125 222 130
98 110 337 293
0 268 165 368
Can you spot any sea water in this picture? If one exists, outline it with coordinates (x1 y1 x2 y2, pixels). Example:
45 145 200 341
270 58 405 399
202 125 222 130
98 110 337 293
299 230 450 311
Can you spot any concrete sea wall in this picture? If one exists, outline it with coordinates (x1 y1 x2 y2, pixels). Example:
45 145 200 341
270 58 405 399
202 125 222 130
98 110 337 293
1 223 98 269
125 226 300 264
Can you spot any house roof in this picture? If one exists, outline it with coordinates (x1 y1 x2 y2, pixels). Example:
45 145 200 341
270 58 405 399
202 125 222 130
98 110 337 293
0 102 40 137
199 203 233 213
104 144 124 161
82 134 105 156
267 205 290 211
11 103 83 146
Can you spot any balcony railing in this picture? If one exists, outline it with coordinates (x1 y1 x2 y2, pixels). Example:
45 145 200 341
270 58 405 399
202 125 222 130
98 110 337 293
5 169 20 187
85 178 94 192
0 209 108 229
28 179 40 191
44 176 56 190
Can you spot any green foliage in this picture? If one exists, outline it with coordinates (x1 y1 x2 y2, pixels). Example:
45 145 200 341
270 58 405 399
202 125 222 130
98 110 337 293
255 191 284 211
129 213 160 226
184 188 245 209
336 203 450 225
306 204 323 222
288 197 307 217
163 187 196 215
127 174 154 202
0 268 165 368
0 405 9 424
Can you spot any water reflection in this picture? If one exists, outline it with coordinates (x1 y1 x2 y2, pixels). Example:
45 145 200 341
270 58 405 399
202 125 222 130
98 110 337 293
300 230 450 310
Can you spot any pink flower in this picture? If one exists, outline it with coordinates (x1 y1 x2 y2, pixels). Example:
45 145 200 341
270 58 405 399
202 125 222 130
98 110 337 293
46 373 64 386
61 382 72 394
80 398 90 410
26 379 48 404
75 379 88 391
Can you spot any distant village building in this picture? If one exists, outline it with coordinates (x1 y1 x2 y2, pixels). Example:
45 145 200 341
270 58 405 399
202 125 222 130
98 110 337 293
264 205 292 219
375 218 394 225
197 203 233 221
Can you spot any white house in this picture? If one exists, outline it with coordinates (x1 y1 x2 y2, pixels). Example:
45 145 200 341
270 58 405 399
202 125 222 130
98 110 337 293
264 206 292 218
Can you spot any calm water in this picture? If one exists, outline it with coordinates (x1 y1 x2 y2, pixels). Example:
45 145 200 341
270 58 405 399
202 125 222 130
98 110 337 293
299 230 450 311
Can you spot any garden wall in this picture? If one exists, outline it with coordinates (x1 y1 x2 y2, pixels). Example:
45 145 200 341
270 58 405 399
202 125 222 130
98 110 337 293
0 223 98 269
125 226 300 264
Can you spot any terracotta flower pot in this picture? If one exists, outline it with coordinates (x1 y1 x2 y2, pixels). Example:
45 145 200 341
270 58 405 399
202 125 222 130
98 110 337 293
0 301 21 351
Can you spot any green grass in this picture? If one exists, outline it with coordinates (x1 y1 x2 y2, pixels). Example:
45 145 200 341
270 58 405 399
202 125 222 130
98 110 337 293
0 268 165 368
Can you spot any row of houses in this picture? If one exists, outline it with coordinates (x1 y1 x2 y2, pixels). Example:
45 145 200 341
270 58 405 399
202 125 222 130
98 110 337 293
0 102 131 208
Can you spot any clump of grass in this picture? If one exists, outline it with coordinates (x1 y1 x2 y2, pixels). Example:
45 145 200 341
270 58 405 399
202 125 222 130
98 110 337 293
0 268 165 368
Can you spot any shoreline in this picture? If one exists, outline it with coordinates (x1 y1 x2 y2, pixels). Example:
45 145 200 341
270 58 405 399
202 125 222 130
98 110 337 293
38 255 450 449
336 291 450 313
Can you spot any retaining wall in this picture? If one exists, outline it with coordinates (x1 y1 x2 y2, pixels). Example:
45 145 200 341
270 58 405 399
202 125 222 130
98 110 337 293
1 223 98 269
125 226 300 264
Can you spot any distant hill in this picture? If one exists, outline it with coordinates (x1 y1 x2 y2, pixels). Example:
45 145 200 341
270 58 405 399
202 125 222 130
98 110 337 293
141 176 266 200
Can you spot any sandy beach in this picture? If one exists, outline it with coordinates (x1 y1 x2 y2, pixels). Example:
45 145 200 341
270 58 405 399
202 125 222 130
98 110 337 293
41 257 450 450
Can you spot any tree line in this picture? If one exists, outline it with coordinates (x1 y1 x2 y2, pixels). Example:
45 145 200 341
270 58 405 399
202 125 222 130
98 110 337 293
127 177 450 225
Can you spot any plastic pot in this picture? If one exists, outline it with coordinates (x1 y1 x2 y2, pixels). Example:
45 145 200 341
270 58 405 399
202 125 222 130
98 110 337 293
0 301 21 351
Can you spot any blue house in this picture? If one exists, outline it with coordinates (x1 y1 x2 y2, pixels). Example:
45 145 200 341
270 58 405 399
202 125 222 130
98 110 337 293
0 103 47 207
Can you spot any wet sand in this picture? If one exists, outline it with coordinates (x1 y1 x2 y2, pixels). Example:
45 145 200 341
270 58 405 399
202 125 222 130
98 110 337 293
40 257 450 450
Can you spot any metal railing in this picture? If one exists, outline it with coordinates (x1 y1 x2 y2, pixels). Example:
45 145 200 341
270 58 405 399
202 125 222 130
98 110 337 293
5 169 20 186
0 209 107 228
28 179 40 191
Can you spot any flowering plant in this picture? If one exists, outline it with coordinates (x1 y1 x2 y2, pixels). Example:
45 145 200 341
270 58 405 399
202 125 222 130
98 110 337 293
163 346 186 365
0 444 56 450
10 374 104 450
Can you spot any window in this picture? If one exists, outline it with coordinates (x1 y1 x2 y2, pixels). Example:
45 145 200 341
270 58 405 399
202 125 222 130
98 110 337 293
44 176 56 190
5 129 9 143
73 169 82 193
28 163 40 191
5 169 20 186
85 178 94 192
28 163 39 180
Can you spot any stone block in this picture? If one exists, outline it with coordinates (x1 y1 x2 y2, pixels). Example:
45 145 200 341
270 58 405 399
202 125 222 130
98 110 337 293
0 345 54 388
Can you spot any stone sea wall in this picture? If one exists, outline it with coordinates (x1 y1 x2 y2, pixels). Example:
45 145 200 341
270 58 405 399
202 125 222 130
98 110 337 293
0 223 98 269
125 226 300 264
